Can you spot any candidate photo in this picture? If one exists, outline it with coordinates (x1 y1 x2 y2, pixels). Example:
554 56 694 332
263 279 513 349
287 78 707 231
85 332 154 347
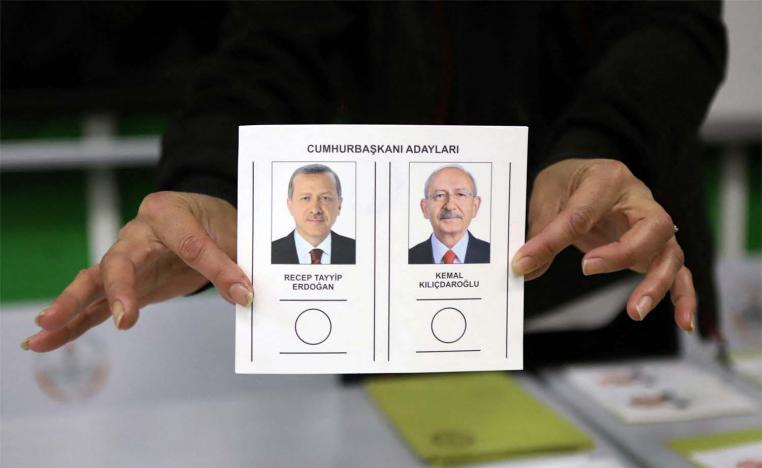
272 163 356 264
409 165 490 264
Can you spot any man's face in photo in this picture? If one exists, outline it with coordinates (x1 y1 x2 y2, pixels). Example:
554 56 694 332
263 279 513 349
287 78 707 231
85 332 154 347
288 172 342 246
420 167 481 245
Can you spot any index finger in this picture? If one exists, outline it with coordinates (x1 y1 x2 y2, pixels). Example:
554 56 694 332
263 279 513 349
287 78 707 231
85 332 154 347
100 243 139 330
35 265 104 331
512 178 618 278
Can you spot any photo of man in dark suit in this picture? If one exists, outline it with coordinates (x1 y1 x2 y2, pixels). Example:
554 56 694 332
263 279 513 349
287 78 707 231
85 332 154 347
272 164 355 264
409 165 490 264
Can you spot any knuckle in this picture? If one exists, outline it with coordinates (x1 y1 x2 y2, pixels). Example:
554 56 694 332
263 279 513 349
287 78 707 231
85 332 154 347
100 251 124 271
601 160 631 183
138 192 174 221
75 268 93 284
566 205 596 237
654 212 674 236
74 266 100 290
117 220 136 240
178 234 206 263
536 238 558 262
635 180 654 199
143 239 165 258
100 250 114 265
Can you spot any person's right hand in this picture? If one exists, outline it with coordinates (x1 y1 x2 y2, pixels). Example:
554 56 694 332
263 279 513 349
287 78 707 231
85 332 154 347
22 191 253 352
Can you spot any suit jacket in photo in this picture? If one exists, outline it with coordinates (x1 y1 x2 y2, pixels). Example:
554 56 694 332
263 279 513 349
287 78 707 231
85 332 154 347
271 230 356 264
408 232 490 264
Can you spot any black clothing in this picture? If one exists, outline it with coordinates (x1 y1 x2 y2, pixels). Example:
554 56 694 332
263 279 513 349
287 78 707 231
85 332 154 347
271 230 356 265
409 233 490 264
158 2 727 364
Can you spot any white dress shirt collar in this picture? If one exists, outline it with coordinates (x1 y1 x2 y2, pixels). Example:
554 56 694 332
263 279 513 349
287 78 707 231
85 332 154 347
430 232 469 264
294 231 332 264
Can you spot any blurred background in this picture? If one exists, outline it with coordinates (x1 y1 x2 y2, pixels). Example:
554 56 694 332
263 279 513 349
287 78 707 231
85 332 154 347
1 2 760 468
1 1 758 304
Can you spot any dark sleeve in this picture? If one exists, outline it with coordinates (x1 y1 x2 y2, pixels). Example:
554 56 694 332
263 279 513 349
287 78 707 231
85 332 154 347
156 2 352 206
538 1 727 184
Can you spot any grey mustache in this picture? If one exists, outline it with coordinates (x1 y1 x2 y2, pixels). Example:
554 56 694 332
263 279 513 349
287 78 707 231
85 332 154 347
438 210 463 220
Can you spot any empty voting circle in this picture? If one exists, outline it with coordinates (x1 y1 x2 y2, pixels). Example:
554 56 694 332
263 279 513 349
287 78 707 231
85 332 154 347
431 307 467 344
295 309 332 345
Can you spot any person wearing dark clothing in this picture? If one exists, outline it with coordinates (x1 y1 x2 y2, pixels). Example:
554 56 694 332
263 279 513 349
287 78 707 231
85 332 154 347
25 2 727 368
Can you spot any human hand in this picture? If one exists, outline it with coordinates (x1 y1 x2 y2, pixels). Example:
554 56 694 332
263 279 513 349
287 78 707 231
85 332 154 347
22 192 252 352
512 159 695 332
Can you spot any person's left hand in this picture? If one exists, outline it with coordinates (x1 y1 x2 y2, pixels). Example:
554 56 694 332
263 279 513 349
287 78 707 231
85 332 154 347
512 158 695 332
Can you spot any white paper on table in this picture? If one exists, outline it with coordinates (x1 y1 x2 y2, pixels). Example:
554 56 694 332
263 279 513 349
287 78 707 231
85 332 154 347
563 360 758 423
235 125 527 374
465 453 626 468
731 353 762 386
690 441 762 468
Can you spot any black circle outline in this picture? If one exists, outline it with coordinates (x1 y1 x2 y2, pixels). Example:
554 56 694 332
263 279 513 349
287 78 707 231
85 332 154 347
431 307 467 344
294 308 332 345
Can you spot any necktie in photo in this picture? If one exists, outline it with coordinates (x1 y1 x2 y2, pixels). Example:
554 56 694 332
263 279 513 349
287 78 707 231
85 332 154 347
309 248 324 264
442 250 457 264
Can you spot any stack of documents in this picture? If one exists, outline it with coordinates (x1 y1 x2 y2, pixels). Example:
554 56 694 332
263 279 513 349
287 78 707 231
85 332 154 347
366 373 593 466
669 429 762 467
563 360 758 423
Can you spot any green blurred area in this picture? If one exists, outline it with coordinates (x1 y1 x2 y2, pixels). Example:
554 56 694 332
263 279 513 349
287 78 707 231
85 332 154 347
1 170 90 303
0 119 82 141
1 115 170 141
117 115 170 137
703 146 722 245
0 167 157 304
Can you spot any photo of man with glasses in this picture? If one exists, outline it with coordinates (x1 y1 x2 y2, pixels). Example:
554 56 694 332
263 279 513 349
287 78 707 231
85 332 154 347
409 165 490 264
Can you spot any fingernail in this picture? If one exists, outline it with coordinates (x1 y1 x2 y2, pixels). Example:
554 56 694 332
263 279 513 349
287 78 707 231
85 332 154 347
635 295 653 320
20 337 30 351
112 301 125 329
688 316 695 334
512 255 537 275
34 309 48 327
582 258 605 276
230 283 253 307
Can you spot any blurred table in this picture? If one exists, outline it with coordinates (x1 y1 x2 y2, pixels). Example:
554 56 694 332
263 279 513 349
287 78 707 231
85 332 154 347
2 295 630 468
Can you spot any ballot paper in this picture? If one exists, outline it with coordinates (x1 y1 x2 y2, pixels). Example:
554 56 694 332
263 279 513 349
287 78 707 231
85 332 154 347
669 429 762 468
564 360 758 424
236 125 527 374
690 442 762 468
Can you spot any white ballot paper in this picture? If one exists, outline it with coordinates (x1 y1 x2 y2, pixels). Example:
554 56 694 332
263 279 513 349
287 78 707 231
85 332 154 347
564 360 758 423
690 442 762 468
236 125 527 374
